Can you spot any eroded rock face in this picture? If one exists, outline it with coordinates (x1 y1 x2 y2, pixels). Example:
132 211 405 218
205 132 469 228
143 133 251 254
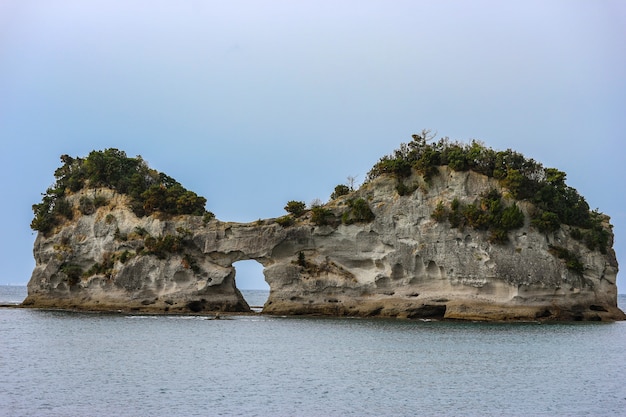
24 168 625 321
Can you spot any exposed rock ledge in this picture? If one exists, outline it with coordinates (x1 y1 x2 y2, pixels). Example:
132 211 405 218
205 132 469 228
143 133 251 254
24 167 625 321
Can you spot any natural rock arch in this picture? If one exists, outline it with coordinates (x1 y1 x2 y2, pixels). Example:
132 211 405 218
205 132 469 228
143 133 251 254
23 168 625 321
232 259 269 311
232 259 269 290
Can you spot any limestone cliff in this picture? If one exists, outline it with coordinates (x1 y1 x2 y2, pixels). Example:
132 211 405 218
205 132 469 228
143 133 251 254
24 167 624 321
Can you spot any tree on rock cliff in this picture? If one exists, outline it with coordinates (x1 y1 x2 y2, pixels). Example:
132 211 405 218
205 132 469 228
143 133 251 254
31 149 209 235
284 201 306 217
367 134 606 251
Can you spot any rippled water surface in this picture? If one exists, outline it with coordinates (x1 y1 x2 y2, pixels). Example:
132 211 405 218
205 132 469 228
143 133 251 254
1 287 625 417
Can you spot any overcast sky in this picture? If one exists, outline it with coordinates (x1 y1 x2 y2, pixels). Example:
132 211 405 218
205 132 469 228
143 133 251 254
1 0 625 292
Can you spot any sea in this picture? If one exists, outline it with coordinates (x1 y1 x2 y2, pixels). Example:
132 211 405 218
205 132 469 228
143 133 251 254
1 286 625 417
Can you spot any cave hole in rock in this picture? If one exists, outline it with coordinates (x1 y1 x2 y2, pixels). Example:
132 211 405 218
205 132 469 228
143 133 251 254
232 260 269 312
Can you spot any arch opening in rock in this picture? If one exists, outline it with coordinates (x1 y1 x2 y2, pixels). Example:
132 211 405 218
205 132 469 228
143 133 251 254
232 260 269 312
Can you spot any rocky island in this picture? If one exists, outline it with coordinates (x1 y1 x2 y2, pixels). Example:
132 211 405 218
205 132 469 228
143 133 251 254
24 133 625 321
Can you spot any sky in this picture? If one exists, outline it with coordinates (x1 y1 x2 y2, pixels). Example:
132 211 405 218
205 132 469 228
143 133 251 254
1 0 625 292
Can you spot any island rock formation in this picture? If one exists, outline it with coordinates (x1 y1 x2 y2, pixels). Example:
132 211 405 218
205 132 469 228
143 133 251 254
24 167 625 321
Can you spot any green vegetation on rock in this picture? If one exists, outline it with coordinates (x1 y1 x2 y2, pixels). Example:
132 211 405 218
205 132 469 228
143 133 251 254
311 206 334 226
275 215 294 227
432 189 524 244
549 245 584 275
143 234 184 260
31 149 208 235
59 263 83 286
342 198 375 225
370 131 609 251
330 184 350 200
284 200 306 217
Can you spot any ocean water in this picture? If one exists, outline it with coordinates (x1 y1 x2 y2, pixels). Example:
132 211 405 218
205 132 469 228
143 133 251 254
1 286 625 417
